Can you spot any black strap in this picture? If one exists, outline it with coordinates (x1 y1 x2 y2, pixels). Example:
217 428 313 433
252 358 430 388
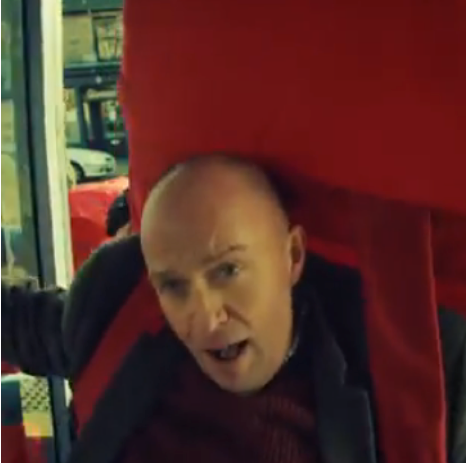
67 330 185 463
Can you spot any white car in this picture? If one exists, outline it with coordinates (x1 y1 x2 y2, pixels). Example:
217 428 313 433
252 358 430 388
67 147 117 183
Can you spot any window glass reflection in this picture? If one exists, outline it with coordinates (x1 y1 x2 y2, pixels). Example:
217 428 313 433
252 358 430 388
1 0 39 284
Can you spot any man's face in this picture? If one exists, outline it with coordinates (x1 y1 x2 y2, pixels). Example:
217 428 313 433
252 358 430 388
141 167 306 394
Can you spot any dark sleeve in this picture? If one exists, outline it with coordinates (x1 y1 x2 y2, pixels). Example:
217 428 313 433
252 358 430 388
449 347 466 463
438 308 466 463
63 235 145 381
1 282 69 378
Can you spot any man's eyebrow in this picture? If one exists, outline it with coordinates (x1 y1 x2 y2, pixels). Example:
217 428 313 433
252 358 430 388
149 269 185 284
201 244 247 265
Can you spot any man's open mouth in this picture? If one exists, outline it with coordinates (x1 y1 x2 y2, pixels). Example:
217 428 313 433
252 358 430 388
207 340 249 361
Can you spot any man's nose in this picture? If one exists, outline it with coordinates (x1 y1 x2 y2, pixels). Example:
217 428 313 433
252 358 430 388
189 289 228 335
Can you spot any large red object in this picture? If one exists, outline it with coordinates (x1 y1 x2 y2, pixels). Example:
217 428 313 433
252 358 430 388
76 2 465 463
121 0 465 313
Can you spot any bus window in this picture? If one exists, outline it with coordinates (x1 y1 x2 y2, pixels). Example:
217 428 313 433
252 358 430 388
1 0 39 283
2 0 56 461
62 6 128 173
2 0 73 462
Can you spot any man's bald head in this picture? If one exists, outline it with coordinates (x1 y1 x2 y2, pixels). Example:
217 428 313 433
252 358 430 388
141 154 289 235
140 154 306 395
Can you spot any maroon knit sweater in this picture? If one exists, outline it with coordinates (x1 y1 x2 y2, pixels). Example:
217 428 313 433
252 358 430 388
121 356 319 463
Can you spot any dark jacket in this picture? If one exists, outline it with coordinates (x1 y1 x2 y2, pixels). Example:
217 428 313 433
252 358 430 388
2 236 465 463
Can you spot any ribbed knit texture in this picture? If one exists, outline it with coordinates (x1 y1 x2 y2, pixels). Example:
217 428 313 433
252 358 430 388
122 356 318 462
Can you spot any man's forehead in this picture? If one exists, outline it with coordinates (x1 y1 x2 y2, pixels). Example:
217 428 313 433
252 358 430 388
143 190 267 247
146 213 252 257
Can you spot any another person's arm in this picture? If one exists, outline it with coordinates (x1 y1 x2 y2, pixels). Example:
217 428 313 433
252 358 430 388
2 282 69 378
1 186 131 380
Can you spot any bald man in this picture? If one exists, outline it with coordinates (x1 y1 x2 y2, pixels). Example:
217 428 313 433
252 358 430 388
140 157 306 396
2 156 465 463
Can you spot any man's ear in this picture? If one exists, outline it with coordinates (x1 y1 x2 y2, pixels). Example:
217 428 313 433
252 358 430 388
287 225 307 286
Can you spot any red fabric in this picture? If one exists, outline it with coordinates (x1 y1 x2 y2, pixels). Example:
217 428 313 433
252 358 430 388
1 425 44 463
68 177 129 270
76 3 465 463
2 361 18 376
122 359 317 463
2 425 29 463
120 0 465 312
353 198 446 463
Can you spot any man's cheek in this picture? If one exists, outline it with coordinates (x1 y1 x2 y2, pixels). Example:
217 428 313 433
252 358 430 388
163 309 193 342
226 282 260 312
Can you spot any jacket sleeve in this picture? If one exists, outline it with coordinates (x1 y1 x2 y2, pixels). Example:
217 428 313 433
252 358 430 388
62 235 146 382
449 345 465 463
438 308 466 463
1 282 69 378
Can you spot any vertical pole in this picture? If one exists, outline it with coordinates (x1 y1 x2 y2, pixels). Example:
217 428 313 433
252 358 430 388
24 0 74 461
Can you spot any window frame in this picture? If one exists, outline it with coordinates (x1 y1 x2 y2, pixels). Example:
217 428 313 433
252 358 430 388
22 0 75 460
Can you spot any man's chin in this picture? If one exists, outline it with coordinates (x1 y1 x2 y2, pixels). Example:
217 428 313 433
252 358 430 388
212 376 261 395
205 367 277 396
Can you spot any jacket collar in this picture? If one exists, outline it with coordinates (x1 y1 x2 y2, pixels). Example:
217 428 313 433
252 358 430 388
294 277 378 463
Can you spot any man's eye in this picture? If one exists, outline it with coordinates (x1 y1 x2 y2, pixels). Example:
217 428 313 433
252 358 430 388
212 262 240 281
159 279 187 296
